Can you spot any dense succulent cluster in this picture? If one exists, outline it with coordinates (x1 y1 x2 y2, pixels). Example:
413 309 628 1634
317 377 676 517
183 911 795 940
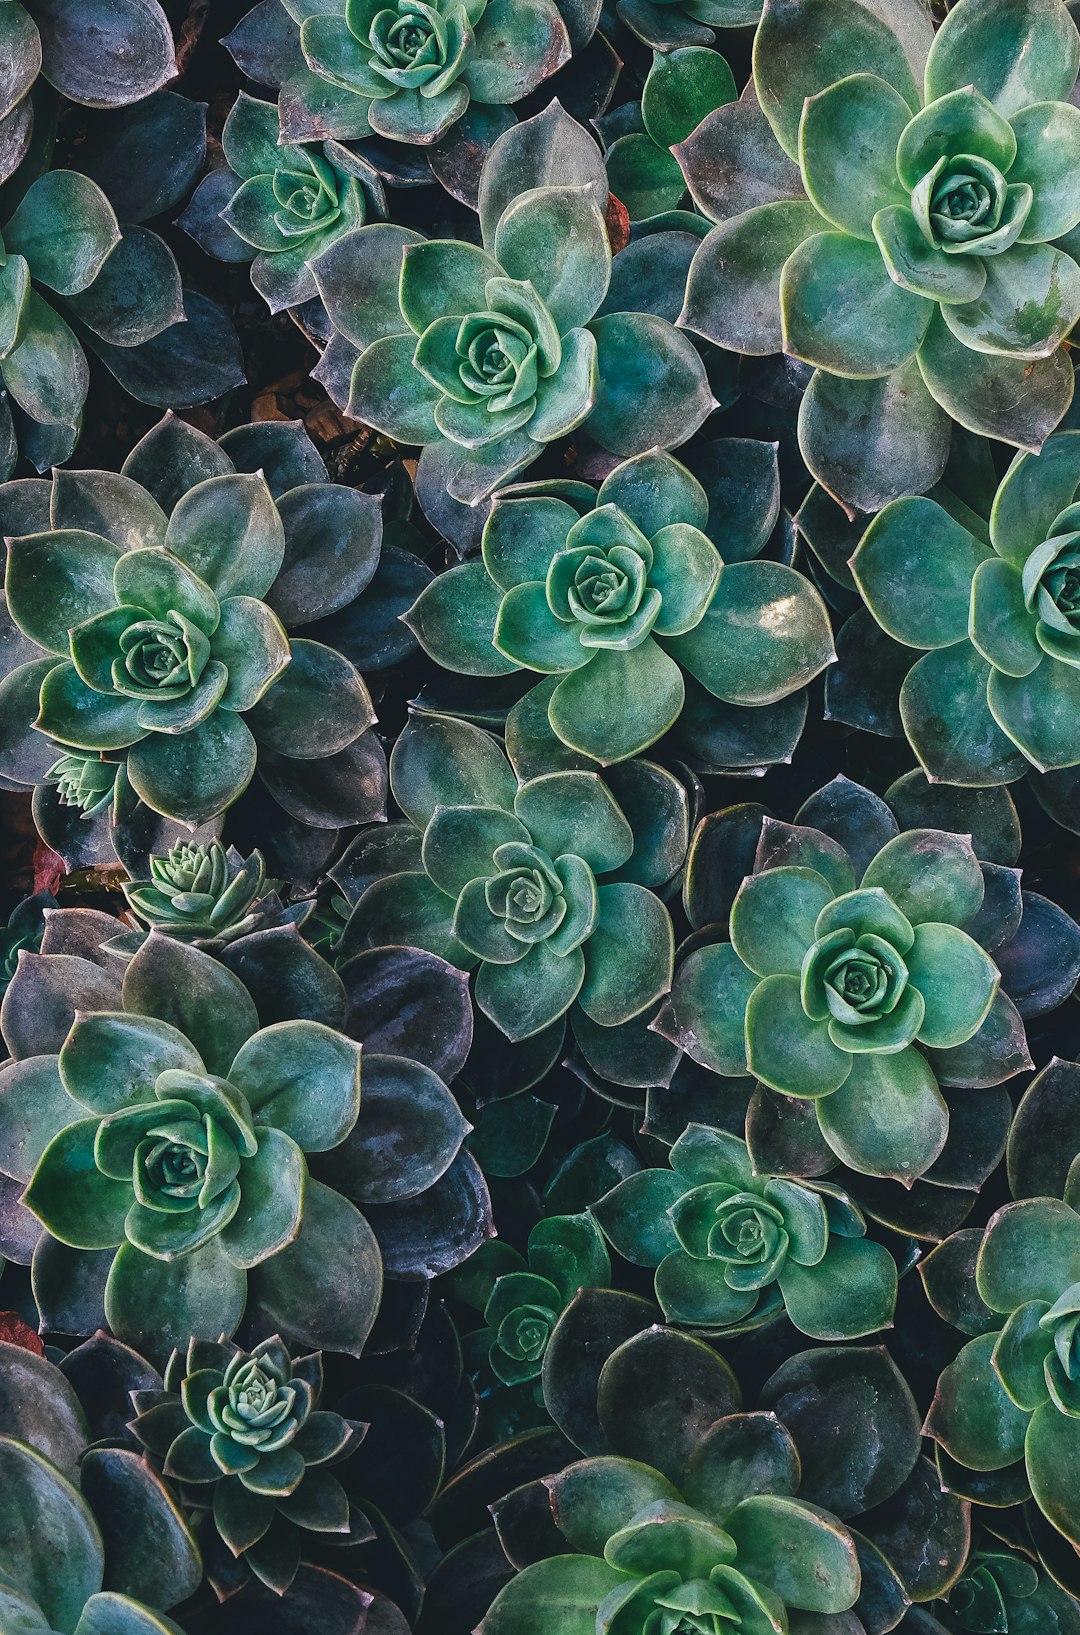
6 0 1080 1633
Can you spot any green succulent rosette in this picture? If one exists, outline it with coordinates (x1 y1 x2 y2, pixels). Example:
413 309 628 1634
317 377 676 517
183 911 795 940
294 0 573 146
0 892 50 997
925 1193 1080 1554
659 824 1007 1182
679 0 1080 511
404 447 833 764
593 1124 896 1340
101 840 308 959
352 716 675 1042
851 431 1080 782
0 415 384 831
44 750 118 817
310 130 714 504
0 933 393 1359
130 1335 365 1595
181 93 377 314
449 1212 610 1397
480 1444 862 1635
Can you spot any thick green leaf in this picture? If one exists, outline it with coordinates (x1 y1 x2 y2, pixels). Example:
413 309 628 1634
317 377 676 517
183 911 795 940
907 923 998 1048
745 974 852 1100
753 0 925 161
23 1119 130 1250
681 202 822 355
724 1494 860 1614
1026 1400 1080 1549
900 642 1030 786
104 1237 247 1362
815 1047 949 1181
248 1178 382 1357
480 1555 628 1635
798 73 910 241
924 0 1080 118
852 498 989 649
777 1236 897 1340
782 231 932 379
390 714 517 829
977 1198 1080 1313
0 1440 103 1633
666 561 834 705
5 171 120 296
861 829 984 928
731 867 835 979
514 773 633 875
924 1332 1030 1470
917 309 1074 452
798 357 951 515
548 641 685 764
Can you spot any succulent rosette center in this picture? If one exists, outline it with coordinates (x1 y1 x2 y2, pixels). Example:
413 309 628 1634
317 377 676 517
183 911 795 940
272 154 343 235
92 1066 261 1260
594 1512 786 1635
155 840 230 904
115 612 209 700
671 1184 790 1291
545 505 665 650
479 842 588 947
1021 522 1080 667
414 273 589 451
804 928 909 1027
365 0 471 88
209 1353 303 1450
912 151 1017 252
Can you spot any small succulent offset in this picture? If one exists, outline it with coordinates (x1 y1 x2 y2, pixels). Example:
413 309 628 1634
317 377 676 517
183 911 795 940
925 1190 1080 1552
405 447 833 763
680 0 1080 510
355 720 675 1041
312 142 713 503
481 1443 862 1635
106 841 303 957
45 751 118 817
853 432 1080 782
450 1212 610 1389
593 1124 896 1340
295 0 572 145
659 825 1006 1182
0 892 50 996
0 416 381 831
131 1335 364 1595
182 94 377 314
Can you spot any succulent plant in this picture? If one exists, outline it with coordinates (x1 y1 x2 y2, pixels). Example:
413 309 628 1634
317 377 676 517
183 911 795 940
180 93 380 314
657 818 1017 1182
925 1186 1080 1551
404 445 833 763
932 1545 1080 1634
481 1392 865 1635
0 929 477 1359
351 714 675 1041
450 1211 610 1393
679 0 1080 511
131 1334 365 1595
851 431 1080 783
0 891 50 996
0 416 394 836
593 1123 896 1339
285 0 575 147
104 841 307 958
311 108 714 503
44 751 118 818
